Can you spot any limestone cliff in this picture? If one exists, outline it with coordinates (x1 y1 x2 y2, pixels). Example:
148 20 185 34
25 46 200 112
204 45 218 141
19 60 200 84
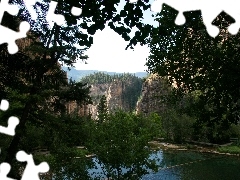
65 74 143 119
91 78 142 119
65 73 174 118
135 74 171 116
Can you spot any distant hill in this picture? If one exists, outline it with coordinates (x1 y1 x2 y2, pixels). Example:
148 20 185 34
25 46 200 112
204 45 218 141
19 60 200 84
62 67 149 81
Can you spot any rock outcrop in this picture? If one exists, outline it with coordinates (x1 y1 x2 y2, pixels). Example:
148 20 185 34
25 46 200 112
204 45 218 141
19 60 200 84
135 74 171 116
90 78 142 119
64 72 176 119
66 77 143 119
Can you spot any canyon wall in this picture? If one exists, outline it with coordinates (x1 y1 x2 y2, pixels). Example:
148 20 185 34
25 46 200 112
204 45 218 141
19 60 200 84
66 78 143 119
135 74 171 116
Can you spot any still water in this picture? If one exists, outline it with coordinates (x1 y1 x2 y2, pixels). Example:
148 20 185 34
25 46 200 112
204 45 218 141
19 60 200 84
89 150 240 180
143 150 240 180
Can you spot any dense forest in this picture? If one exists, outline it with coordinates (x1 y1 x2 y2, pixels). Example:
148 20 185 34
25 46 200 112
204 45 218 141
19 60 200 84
80 72 143 84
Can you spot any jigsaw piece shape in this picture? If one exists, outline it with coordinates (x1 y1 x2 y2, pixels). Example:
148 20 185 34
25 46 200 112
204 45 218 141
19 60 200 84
0 99 19 136
46 1 65 28
46 1 83 27
215 2 240 35
0 0 30 54
151 0 201 25
16 151 49 180
0 99 9 111
151 0 240 37
0 163 16 180
0 21 30 54
0 0 19 22
0 116 19 136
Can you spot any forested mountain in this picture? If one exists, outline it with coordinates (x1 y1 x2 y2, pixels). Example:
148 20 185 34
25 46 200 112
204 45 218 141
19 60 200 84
61 67 148 81
68 72 143 118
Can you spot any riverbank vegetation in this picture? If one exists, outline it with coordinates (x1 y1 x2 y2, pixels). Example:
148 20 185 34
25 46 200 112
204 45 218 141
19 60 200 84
218 145 240 154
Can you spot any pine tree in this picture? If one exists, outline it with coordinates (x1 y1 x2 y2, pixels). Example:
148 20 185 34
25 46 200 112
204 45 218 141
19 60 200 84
97 95 108 123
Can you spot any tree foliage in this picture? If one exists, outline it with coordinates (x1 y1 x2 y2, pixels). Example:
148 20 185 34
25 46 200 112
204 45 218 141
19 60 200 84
10 0 154 58
97 95 108 123
86 111 162 179
146 6 240 142
80 72 142 84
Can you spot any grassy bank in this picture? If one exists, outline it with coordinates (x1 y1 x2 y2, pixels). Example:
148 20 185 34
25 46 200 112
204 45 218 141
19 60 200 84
218 145 240 154
148 140 240 157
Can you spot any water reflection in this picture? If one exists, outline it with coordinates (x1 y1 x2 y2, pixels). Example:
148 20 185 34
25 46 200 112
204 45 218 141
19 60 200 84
142 150 240 180
89 150 240 180
51 150 240 179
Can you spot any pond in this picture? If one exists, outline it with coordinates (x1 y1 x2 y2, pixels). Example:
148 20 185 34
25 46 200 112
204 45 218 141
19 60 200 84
89 150 240 180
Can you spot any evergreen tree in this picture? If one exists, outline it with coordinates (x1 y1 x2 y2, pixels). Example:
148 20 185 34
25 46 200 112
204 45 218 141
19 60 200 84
0 11 93 179
97 95 108 123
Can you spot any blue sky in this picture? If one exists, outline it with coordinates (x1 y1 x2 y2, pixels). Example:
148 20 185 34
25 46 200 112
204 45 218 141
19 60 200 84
74 0 158 73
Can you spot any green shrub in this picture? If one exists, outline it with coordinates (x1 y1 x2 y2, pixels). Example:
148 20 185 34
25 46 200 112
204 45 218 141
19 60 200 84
85 110 162 179
160 108 195 143
218 146 240 154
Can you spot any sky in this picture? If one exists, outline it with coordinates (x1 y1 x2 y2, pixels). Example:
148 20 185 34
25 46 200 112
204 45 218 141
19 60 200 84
73 0 158 73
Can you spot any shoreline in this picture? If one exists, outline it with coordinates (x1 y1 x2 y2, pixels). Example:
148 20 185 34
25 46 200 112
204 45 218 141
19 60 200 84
148 140 240 157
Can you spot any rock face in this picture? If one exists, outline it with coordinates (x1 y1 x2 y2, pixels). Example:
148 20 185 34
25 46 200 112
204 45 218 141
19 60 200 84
66 73 173 119
66 77 142 119
89 83 109 119
107 80 133 112
89 78 142 119
136 74 171 116
66 101 90 117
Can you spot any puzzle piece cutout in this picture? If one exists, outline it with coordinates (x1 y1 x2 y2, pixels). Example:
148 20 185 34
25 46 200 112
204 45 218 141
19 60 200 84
0 100 19 136
0 21 30 54
0 0 30 54
46 0 82 28
24 0 82 25
16 151 49 180
149 0 240 37
0 0 19 22
46 1 66 28
0 100 50 179
0 99 9 111
0 116 19 136
0 151 49 180
0 0 82 54
0 163 16 180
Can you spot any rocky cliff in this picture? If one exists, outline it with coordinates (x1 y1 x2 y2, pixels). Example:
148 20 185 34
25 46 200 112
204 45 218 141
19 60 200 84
89 78 142 119
66 73 174 119
135 74 171 116
66 74 143 119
